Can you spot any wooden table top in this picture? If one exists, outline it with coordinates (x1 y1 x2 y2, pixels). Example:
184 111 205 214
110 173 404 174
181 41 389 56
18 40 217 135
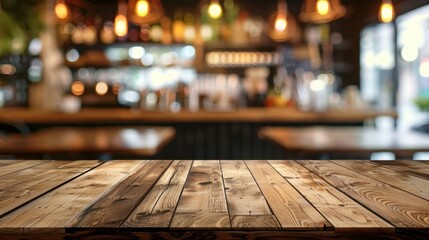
0 159 428 239
0 127 175 156
0 107 397 123
260 127 429 156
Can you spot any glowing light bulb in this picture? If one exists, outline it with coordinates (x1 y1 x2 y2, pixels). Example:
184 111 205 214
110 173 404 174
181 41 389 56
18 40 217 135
71 81 85 96
114 14 128 37
95 82 109 95
136 0 149 17
379 0 394 23
55 0 68 20
274 16 287 32
316 0 330 16
208 1 222 19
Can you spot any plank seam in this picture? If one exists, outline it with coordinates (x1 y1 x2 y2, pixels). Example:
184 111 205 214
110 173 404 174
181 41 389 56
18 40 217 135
0 160 52 177
242 160 284 230
0 161 105 219
370 161 429 180
166 160 194 229
296 160 399 229
114 160 175 228
267 160 333 231
331 160 429 202
219 160 233 229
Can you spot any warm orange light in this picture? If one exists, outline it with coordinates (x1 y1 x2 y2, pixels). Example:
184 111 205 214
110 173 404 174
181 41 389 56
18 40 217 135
379 0 394 23
274 16 287 32
71 81 85 96
114 14 128 37
55 0 68 20
317 0 330 15
95 82 109 95
136 0 150 17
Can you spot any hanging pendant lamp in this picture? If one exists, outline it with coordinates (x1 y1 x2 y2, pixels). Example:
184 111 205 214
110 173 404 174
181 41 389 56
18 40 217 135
128 0 165 25
299 0 346 23
267 0 299 42
379 0 395 23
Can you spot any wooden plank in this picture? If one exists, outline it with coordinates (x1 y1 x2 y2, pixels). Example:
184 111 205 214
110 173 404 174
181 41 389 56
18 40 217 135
333 160 429 201
221 160 280 230
0 160 144 234
0 161 102 218
0 160 50 177
72 160 173 228
0 160 23 167
170 160 230 229
124 160 193 228
245 160 330 230
372 160 429 180
268 160 393 232
31 160 103 169
298 160 429 228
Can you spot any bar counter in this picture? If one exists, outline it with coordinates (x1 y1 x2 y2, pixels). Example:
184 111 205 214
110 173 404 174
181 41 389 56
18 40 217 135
0 160 427 239
0 107 397 124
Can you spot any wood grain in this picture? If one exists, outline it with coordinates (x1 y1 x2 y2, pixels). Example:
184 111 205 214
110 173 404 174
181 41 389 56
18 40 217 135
221 160 280 229
72 160 172 228
0 160 50 177
124 160 193 228
268 160 393 232
332 160 429 201
0 161 101 218
372 160 429 180
0 160 144 234
171 160 230 229
245 160 330 230
0 107 397 124
0 160 23 167
298 160 429 228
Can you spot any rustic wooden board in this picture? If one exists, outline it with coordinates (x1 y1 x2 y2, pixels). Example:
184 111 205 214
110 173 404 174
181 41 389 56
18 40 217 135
31 160 103 169
245 160 330 230
298 160 429 228
0 160 50 177
0 160 144 234
268 160 393 232
170 160 230 229
0 161 101 218
372 160 429 180
124 160 193 228
332 160 429 201
221 160 280 229
72 160 172 228
0 160 23 167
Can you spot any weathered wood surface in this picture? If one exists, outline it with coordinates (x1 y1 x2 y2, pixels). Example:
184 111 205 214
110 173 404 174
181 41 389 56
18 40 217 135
268 160 393 232
246 160 330 230
170 160 230 229
298 160 429 228
0 159 428 238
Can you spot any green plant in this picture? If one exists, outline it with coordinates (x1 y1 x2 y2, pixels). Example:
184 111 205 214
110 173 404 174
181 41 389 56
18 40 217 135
0 0 44 56
415 97 429 111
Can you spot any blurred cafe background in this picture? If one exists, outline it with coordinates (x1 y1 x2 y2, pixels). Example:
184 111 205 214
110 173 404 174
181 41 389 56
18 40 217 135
0 0 429 160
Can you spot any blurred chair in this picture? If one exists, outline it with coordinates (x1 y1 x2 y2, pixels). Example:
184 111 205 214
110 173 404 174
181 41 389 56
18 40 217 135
413 152 429 160
0 121 31 159
370 152 396 160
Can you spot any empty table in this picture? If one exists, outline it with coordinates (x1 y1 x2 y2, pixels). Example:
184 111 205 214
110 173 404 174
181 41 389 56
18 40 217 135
259 126 429 159
0 126 175 157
